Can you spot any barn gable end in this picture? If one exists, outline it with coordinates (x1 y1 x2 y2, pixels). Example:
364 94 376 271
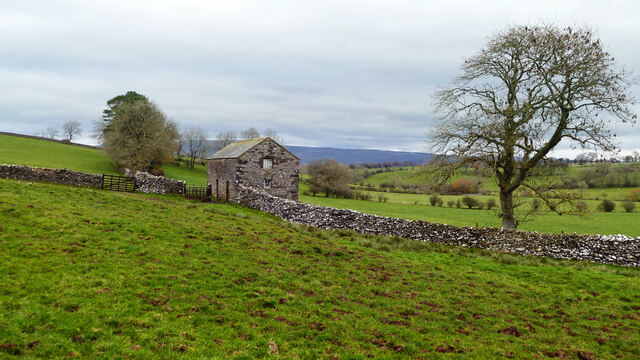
207 137 299 201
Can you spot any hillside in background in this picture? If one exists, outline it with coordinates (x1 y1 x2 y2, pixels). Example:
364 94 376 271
285 145 432 165
204 140 432 165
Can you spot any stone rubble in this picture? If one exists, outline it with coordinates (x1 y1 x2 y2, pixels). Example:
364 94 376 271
237 186 640 267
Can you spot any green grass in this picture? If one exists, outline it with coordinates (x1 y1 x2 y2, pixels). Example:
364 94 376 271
0 134 117 175
0 134 208 185
1 178 639 358
300 193 640 237
162 163 208 185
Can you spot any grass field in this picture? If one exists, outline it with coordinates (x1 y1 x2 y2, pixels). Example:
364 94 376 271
0 134 208 185
0 134 117 175
1 178 639 358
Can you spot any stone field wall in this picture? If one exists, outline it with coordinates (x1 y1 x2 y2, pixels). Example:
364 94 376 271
0 164 103 188
237 186 640 267
124 170 185 194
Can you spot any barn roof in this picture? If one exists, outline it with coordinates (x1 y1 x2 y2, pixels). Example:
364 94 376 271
207 137 299 160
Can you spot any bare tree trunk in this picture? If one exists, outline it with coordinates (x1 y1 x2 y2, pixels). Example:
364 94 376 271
499 190 517 229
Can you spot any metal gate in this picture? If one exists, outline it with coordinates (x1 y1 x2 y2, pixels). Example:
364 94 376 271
101 174 136 192
184 184 211 201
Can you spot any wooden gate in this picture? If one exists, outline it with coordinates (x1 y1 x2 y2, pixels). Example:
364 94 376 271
184 184 211 201
101 174 136 192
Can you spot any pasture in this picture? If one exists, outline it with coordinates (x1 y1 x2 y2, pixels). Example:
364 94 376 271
1 178 638 358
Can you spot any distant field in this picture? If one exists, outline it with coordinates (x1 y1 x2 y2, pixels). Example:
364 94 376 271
300 193 640 237
163 162 208 185
1 178 638 358
0 134 117 174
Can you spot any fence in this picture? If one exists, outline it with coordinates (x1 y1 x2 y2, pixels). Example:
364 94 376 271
101 174 136 192
184 184 211 201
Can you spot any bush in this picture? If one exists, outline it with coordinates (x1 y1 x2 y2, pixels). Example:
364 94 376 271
377 193 388 203
451 178 479 194
486 198 497 210
447 200 454 208
622 200 636 213
461 195 479 209
456 199 462 208
629 189 640 202
429 194 441 206
598 199 616 212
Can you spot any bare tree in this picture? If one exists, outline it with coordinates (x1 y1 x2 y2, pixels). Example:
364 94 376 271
264 128 285 145
214 131 237 151
429 24 637 229
241 127 260 140
62 120 82 142
182 127 209 169
42 127 59 139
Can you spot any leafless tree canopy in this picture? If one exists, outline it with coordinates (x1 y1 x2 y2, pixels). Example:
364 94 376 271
214 131 237 152
62 120 82 141
430 24 637 229
102 101 179 173
182 127 210 169
264 128 285 145
241 127 260 140
42 127 59 140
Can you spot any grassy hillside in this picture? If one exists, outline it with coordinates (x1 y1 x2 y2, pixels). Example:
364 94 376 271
0 134 208 185
1 178 639 358
0 134 117 174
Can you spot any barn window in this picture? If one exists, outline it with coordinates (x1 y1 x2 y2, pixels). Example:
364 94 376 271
264 178 271 188
263 158 273 169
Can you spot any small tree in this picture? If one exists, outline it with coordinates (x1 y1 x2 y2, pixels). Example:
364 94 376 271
103 91 149 122
461 195 479 209
486 198 497 210
182 127 209 169
264 128 284 144
62 120 82 142
429 194 442 206
241 127 260 140
305 159 355 198
622 200 636 213
214 131 237 152
598 199 616 212
43 127 59 139
428 24 637 229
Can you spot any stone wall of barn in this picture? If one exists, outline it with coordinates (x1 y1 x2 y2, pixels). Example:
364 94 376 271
235 139 299 200
207 158 238 201
236 185 640 267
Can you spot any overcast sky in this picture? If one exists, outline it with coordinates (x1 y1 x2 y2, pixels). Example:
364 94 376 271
1 0 639 157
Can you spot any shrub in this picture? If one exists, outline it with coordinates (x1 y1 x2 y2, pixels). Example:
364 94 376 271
451 178 479 194
461 195 479 209
456 199 462 208
377 194 388 203
598 199 616 212
622 200 636 213
486 198 497 210
429 194 441 206
476 200 485 210
629 189 640 202
447 200 454 208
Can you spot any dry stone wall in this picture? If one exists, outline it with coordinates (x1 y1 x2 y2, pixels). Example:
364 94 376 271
124 170 185 194
0 164 102 188
237 186 640 267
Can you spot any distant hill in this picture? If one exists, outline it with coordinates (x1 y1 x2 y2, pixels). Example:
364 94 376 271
204 140 433 165
285 145 433 165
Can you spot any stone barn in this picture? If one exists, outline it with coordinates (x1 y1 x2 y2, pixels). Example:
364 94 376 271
207 137 299 201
